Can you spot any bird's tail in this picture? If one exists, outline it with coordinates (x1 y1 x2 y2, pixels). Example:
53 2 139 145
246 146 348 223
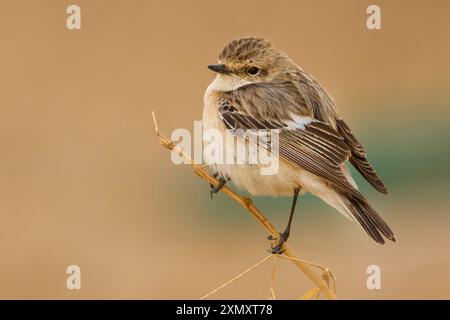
340 193 396 245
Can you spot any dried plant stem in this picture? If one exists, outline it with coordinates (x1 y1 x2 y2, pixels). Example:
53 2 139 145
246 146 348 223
200 255 273 300
268 254 278 300
152 112 337 300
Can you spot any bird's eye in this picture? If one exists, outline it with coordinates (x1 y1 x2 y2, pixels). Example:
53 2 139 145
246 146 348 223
247 67 260 75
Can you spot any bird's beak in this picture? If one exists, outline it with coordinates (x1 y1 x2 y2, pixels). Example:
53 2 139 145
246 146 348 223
207 64 231 74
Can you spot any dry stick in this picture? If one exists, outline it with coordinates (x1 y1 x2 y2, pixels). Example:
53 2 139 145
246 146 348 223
277 254 337 295
152 112 337 300
200 255 273 300
268 255 278 300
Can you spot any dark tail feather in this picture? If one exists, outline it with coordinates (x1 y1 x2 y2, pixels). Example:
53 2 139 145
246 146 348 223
341 193 396 245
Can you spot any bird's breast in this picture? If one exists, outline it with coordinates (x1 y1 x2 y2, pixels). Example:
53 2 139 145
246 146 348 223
203 87 225 132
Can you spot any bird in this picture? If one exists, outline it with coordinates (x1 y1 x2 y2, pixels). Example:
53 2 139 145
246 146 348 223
202 37 395 253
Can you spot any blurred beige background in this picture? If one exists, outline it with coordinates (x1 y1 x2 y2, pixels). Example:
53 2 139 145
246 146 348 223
0 0 449 299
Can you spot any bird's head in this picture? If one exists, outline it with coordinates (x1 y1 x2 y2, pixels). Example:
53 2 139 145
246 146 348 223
207 37 296 91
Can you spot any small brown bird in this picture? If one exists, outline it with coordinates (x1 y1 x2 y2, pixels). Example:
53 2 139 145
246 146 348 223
203 37 395 253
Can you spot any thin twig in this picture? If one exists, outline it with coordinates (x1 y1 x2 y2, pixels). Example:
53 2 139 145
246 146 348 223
152 112 337 300
277 254 336 295
268 255 278 299
200 255 273 300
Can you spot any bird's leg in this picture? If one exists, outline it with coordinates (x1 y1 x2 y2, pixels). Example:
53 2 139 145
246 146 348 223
209 174 230 199
269 187 301 254
209 172 218 197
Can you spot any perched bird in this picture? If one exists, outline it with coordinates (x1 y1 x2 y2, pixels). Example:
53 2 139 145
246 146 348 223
203 37 395 253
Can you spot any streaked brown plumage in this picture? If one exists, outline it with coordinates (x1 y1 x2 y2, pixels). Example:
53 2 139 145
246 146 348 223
203 37 395 246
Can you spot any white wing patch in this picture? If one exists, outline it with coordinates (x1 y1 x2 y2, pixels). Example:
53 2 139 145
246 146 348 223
284 114 314 130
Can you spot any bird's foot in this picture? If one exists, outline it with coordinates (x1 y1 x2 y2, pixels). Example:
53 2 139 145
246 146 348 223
209 175 229 199
267 231 289 255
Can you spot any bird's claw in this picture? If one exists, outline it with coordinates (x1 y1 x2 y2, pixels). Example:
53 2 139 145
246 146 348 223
209 176 229 199
267 232 289 254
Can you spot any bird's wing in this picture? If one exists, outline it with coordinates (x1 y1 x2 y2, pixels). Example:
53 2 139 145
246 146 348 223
335 118 388 194
217 98 363 198
292 71 387 194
